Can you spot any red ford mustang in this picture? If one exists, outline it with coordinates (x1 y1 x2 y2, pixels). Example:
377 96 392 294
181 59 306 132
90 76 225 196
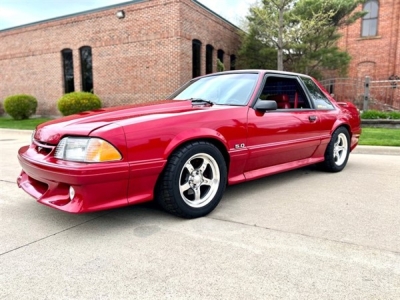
17 70 361 218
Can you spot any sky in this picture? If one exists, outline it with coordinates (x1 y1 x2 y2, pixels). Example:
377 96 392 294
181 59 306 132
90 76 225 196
0 0 256 31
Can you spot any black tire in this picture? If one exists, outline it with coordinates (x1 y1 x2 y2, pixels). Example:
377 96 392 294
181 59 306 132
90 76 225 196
322 127 350 172
156 141 227 218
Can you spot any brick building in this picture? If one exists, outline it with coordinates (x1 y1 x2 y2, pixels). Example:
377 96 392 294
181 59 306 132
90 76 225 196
328 0 400 110
338 0 400 80
0 0 240 116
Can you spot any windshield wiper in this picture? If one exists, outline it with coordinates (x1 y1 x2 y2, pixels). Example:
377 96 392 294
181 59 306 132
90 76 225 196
189 98 214 105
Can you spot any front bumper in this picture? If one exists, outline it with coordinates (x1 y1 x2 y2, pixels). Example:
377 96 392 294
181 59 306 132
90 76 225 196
17 145 130 213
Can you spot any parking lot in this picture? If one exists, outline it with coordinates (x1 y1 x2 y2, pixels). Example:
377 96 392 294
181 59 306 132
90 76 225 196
1 129 400 299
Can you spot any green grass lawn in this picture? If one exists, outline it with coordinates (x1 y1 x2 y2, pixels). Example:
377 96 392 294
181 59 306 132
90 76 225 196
359 128 400 146
0 117 52 130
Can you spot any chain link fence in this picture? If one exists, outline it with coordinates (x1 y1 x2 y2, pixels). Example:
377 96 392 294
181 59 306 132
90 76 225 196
320 77 400 111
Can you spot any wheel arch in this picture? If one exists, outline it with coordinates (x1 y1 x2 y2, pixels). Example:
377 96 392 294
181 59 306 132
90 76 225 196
332 121 351 137
174 137 231 170
163 128 230 165
154 131 231 196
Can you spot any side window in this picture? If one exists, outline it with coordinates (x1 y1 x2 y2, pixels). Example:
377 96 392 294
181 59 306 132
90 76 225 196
301 77 334 110
362 0 379 37
206 44 214 74
80 46 93 93
192 39 202 78
61 48 75 93
260 76 311 109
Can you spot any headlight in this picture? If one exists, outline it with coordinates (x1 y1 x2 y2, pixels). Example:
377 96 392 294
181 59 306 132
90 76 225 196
54 137 122 162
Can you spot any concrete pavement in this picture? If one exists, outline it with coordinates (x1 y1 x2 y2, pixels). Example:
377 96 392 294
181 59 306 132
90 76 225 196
1 129 400 299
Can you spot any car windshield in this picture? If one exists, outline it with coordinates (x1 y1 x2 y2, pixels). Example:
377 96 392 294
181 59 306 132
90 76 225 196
172 73 259 106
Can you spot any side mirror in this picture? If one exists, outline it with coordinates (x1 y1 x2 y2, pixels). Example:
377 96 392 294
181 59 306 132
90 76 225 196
254 100 277 112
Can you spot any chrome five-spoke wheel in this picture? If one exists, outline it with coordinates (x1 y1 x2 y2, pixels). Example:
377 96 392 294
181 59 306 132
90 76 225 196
333 132 349 166
179 153 220 208
156 141 227 218
322 127 350 172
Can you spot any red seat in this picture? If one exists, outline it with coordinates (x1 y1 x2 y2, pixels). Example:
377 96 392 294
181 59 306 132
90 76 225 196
268 94 290 109
294 92 298 108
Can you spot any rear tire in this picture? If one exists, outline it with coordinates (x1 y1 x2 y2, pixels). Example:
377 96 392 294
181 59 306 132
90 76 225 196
322 127 350 172
156 141 227 218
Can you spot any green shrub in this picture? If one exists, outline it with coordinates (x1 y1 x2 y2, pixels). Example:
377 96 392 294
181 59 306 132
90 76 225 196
361 110 387 119
387 111 400 119
3 94 38 120
361 110 400 119
0 102 3 116
57 92 102 116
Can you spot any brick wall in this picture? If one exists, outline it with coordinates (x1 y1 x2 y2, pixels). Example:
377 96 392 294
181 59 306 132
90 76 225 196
178 0 240 83
338 0 400 80
0 0 240 116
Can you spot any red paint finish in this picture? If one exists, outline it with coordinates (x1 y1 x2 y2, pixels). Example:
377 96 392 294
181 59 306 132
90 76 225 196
17 70 361 213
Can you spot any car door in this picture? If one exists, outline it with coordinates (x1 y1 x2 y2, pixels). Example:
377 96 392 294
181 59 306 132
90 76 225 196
244 74 323 173
300 76 338 146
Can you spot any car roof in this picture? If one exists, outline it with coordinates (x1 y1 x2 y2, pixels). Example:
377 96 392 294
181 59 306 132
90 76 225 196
199 69 313 79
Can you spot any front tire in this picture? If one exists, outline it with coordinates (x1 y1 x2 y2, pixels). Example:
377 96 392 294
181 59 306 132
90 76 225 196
156 141 227 218
322 127 350 172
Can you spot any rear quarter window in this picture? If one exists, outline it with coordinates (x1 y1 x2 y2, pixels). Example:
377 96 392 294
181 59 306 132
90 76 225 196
301 77 335 110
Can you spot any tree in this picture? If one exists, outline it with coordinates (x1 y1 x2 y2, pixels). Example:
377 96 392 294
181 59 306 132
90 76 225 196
217 59 225 72
237 28 277 70
240 0 367 77
246 0 295 71
289 0 366 76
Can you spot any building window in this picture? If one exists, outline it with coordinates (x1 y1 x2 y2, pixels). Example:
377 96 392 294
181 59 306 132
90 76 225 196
61 49 75 93
80 46 93 92
362 0 379 37
206 44 214 74
217 49 224 63
230 55 236 70
192 39 202 78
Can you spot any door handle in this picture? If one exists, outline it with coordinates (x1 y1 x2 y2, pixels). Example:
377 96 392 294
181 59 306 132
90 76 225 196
309 115 317 122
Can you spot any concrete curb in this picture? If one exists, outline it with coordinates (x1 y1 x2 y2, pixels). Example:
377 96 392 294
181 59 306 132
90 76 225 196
352 146 400 156
361 119 400 129
0 128 33 135
0 129 399 155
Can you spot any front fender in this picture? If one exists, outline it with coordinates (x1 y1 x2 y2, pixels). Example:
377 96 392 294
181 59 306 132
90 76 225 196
163 128 229 158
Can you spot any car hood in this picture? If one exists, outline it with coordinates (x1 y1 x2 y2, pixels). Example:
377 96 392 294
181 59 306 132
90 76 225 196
34 100 208 144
